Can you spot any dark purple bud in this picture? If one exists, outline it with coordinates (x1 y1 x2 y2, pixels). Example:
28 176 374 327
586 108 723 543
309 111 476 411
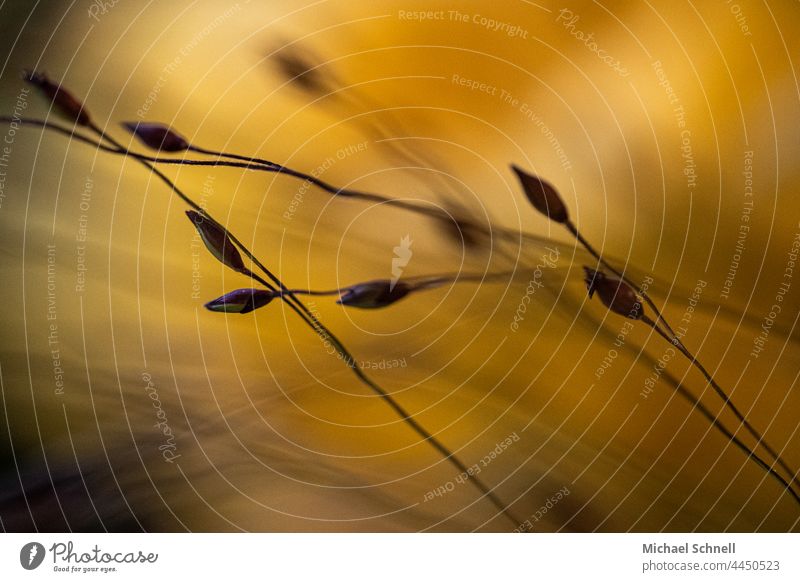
583 267 643 320
511 165 569 224
122 122 189 152
337 280 412 309
185 210 245 272
23 70 91 126
205 288 277 314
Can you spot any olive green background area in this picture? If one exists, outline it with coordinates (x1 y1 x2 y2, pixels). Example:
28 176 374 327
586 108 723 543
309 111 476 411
0 0 798 531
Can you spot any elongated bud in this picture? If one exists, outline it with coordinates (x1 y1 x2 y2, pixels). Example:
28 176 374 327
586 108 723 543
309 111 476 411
185 211 245 272
583 267 643 319
511 165 569 224
23 70 91 126
205 288 277 314
337 280 412 309
122 122 189 152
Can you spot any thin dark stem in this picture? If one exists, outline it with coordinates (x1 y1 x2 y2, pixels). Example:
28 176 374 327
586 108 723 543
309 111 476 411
662 324 799 494
190 145 355 198
282 271 518 297
60 119 520 529
407 271 512 290
641 315 800 504
189 145 281 169
282 288 341 297
661 367 800 506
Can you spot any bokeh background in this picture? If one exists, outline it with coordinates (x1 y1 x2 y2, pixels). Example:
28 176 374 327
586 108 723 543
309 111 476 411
0 0 798 531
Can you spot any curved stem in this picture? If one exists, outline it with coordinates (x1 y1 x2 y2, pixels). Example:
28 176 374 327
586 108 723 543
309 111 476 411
282 270 519 297
660 367 800 506
641 315 800 504
671 334 799 494
189 145 281 169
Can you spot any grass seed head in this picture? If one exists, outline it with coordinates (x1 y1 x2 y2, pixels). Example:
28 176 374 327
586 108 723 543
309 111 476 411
186 210 245 272
23 70 91 126
511 164 569 224
205 288 277 313
337 280 412 309
122 122 190 152
583 267 643 320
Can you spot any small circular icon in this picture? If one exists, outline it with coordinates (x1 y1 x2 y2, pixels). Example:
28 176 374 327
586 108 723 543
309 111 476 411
20 542 46 570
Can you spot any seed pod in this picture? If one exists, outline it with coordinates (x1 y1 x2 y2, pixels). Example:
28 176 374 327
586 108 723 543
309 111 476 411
337 280 412 309
205 288 277 314
23 70 91 127
511 165 569 224
122 122 189 152
583 267 643 320
186 211 245 272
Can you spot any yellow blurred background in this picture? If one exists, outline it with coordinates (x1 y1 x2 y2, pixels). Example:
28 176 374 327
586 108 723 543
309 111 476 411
0 0 798 531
